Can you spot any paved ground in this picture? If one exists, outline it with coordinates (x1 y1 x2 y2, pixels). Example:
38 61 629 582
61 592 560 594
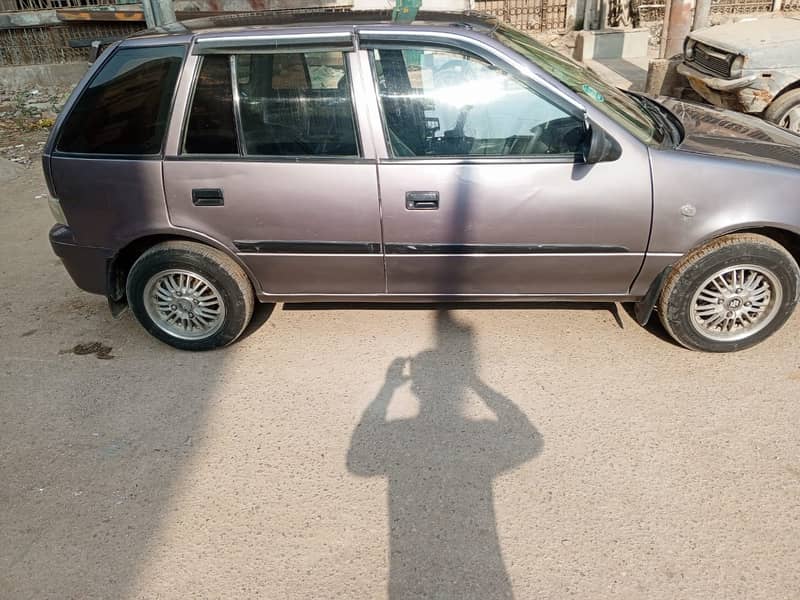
584 57 650 92
2 153 800 600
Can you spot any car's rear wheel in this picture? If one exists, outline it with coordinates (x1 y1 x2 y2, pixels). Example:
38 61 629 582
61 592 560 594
658 234 799 352
127 241 254 350
764 89 800 134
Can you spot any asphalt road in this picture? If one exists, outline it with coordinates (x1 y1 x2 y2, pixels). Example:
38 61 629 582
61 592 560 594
2 160 799 600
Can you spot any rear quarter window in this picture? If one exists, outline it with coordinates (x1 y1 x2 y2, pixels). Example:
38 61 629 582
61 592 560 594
57 45 185 155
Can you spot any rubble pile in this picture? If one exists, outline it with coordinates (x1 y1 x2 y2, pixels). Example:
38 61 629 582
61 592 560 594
0 87 72 130
0 87 72 166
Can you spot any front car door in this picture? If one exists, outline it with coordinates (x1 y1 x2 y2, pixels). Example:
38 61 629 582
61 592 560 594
358 30 653 297
163 32 384 297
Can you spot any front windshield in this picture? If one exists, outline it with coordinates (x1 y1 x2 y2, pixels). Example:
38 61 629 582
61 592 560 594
494 24 665 146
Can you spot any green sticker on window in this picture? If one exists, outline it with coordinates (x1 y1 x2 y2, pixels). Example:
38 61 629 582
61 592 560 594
582 84 605 103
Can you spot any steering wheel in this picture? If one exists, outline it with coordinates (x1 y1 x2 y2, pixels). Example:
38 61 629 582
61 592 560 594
434 59 476 87
529 117 586 155
508 122 547 155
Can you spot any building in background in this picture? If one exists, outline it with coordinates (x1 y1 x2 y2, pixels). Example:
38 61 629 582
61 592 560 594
0 0 797 78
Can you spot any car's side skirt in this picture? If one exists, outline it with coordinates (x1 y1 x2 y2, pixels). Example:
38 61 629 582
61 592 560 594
253 292 643 303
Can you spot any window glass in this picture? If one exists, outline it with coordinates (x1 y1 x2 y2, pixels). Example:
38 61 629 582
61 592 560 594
306 52 348 89
493 25 664 146
184 55 238 154
271 53 309 90
235 51 358 156
57 45 185 155
372 47 585 158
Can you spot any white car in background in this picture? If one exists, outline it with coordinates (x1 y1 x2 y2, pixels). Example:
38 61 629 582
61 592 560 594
679 17 800 133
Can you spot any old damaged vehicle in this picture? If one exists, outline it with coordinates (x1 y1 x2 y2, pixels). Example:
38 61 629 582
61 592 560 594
680 17 800 132
44 11 800 352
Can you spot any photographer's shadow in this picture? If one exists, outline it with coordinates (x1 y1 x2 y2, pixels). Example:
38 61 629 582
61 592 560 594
347 311 543 599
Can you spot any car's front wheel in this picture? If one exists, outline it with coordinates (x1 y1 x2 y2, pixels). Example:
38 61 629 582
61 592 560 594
764 89 800 134
658 233 799 352
127 241 254 350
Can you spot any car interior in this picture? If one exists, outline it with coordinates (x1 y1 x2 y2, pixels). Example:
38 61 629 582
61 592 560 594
236 52 359 156
373 48 586 158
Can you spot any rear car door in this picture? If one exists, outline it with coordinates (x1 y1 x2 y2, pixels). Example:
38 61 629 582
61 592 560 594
361 37 652 296
163 34 384 296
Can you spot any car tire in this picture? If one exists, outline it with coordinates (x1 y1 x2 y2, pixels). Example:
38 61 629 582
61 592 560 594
127 241 255 351
764 89 800 134
658 233 799 352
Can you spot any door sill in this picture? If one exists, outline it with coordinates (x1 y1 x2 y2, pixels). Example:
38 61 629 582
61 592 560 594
256 292 641 304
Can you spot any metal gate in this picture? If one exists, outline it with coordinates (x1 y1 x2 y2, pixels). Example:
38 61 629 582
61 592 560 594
0 0 126 11
0 22 143 65
474 0 569 32
640 0 782 22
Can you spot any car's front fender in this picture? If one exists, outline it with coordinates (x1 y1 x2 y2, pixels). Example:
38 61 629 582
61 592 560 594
630 147 800 296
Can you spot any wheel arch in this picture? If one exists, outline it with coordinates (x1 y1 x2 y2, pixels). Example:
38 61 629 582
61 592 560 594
763 78 800 124
107 231 262 312
705 225 800 268
635 225 800 325
770 78 800 107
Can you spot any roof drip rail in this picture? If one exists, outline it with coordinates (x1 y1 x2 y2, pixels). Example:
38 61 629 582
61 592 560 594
192 31 356 54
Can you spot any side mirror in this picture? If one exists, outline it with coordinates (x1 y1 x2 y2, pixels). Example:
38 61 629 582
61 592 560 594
582 119 622 164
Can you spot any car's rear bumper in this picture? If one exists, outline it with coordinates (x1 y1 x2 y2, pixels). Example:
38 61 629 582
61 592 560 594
678 62 772 113
49 224 112 295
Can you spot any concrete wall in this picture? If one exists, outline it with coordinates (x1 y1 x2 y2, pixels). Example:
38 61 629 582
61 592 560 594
573 27 649 60
0 62 87 91
0 10 59 29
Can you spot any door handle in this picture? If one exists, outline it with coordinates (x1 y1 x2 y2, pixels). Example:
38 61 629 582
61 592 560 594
405 191 439 210
192 188 224 206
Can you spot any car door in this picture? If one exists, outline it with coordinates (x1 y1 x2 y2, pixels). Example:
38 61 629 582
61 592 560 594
163 36 384 296
362 39 652 296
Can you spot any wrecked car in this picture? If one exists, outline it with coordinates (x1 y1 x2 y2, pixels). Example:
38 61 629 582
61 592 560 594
680 17 800 132
44 11 800 352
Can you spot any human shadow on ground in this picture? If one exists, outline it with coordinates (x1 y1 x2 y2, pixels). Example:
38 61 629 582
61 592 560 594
347 310 543 599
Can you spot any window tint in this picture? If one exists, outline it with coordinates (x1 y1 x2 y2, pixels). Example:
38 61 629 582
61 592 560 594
235 51 358 156
270 53 310 90
184 55 238 154
57 45 184 155
372 47 585 158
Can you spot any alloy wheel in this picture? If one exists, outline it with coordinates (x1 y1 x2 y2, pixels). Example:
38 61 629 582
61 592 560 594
143 269 226 340
689 264 783 342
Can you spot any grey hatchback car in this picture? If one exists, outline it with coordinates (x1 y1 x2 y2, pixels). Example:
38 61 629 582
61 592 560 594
45 11 800 352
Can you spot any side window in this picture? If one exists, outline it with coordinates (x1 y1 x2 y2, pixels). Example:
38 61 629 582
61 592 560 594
235 50 358 156
57 45 185 155
271 53 310 90
371 47 585 158
184 55 238 154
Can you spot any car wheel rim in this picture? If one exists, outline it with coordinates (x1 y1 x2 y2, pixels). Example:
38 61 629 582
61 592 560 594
143 269 226 340
689 264 782 343
780 106 800 133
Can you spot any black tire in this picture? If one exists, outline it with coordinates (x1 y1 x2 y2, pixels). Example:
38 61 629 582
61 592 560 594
764 89 800 132
658 233 799 352
127 241 255 351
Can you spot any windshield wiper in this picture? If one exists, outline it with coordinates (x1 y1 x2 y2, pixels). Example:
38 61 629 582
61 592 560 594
626 92 668 140
647 97 685 145
625 91 681 147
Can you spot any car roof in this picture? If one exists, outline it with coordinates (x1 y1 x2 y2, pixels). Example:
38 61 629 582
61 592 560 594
128 9 499 43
